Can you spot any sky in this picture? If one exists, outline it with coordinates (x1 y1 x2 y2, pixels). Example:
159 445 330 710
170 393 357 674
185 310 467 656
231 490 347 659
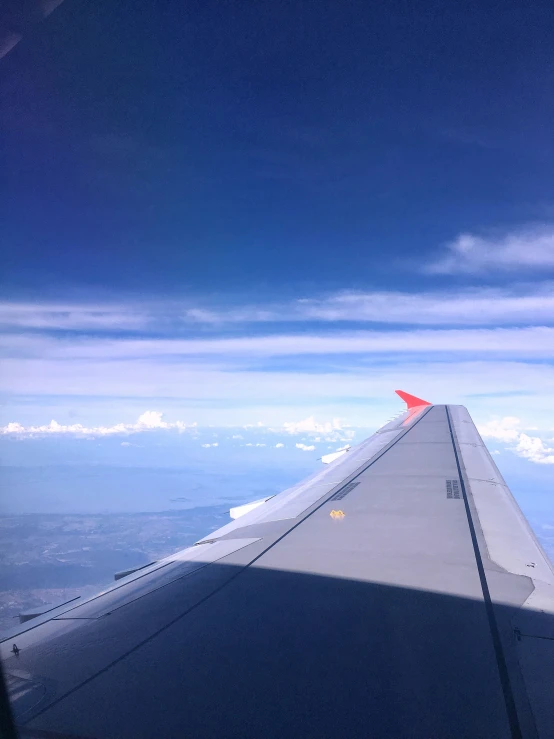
0 0 553 520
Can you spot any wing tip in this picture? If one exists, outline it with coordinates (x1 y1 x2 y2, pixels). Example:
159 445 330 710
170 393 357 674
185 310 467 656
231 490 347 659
395 390 432 409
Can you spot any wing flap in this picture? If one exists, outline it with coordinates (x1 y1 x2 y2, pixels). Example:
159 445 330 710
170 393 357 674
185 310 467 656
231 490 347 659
450 406 554 588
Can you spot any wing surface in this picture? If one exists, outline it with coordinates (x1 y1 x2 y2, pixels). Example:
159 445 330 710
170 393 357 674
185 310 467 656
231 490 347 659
2 397 553 739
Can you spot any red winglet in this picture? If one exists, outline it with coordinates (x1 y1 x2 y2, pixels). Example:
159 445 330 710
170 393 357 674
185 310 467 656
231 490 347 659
395 390 432 409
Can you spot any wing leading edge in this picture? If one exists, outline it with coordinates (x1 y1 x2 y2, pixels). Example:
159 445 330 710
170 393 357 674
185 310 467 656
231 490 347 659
1 393 553 739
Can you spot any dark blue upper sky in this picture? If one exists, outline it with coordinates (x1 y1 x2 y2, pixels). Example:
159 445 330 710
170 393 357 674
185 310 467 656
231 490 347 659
2 0 554 294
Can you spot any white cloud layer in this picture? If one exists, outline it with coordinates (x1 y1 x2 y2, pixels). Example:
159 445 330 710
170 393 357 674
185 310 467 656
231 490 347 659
0 409 353 444
425 226 554 274
0 302 150 330
282 416 344 434
1 358 553 433
1 241 553 449
478 417 554 464
0 411 195 437
2 283 554 335
477 417 521 443
514 434 554 465
295 285 554 326
2 406 553 466
4 326 554 363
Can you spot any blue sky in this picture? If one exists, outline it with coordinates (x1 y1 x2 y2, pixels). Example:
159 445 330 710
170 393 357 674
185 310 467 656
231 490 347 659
1 0 553 513
2 0 554 294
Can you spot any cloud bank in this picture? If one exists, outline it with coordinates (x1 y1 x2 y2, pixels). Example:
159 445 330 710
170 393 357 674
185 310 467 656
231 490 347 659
0 413 350 440
0 411 195 437
283 417 344 434
478 417 554 465
2 225 553 467
3 284 554 332
2 408 553 466
425 226 554 275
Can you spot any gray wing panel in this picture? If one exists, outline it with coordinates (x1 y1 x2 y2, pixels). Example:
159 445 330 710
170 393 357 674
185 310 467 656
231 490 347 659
449 405 554 739
3 403 552 738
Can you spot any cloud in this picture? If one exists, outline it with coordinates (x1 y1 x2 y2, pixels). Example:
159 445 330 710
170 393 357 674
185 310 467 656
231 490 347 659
478 417 554 464
477 417 521 443
0 412 196 437
2 289 554 435
201 442 219 448
184 307 275 324
182 284 554 327
296 443 316 451
134 411 172 429
296 285 554 326
183 308 221 323
3 283 554 338
424 226 554 275
513 434 554 465
2 357 554 432
5 327 554 364
275 443 284 448
0 302 150 331
283 416 344 435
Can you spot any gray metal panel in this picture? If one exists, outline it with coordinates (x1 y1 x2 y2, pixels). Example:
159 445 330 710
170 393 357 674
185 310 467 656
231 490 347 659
24 567 511 739
449 405 554 738
3 401 552 738
365 441 458 476
395 418 452 443
449 404 484 444
468 479 554 585
255 476 485 598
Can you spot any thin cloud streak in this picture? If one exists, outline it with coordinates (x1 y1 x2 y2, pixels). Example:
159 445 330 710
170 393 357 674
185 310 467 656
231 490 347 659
2 358 554 435
0 302 151 331
184 285 554 327
2 283 554 333
425 226 554 274
3 326 554 361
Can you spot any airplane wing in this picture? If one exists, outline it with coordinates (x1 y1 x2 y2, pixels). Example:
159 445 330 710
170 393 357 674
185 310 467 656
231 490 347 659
2 392 553 738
